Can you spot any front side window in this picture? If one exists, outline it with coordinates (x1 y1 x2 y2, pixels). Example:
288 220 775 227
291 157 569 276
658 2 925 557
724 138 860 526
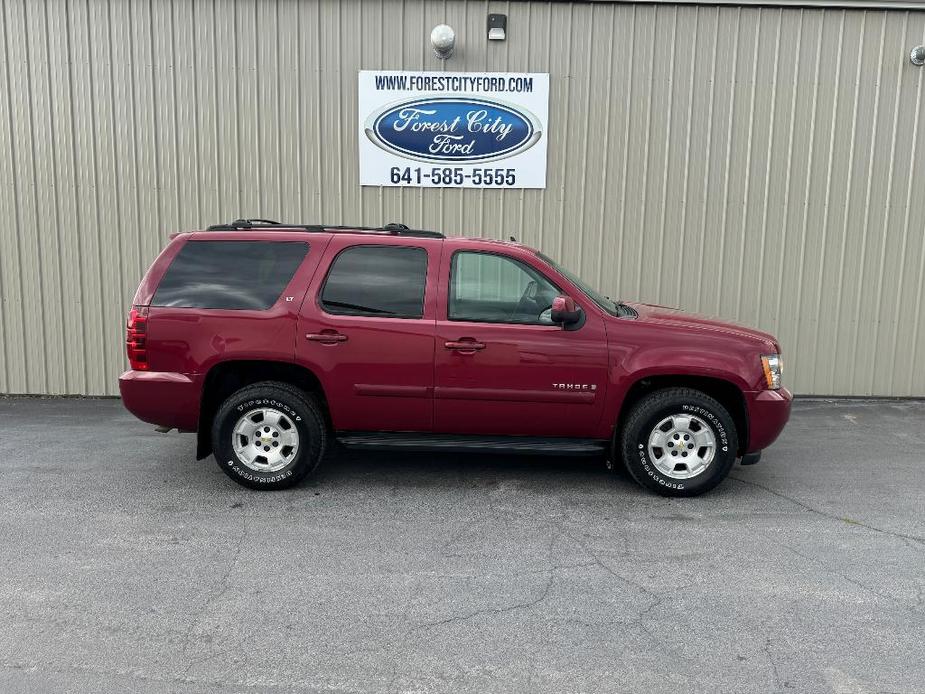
449 251 559 324
320 245 428 319
152 240 309 310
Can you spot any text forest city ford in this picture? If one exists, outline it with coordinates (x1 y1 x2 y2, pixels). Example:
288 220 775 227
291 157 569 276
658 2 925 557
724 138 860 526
364 96 543 163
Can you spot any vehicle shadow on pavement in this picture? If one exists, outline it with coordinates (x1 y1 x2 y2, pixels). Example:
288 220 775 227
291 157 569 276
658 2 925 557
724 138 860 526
157 430 668 498
319 446 629 488
152 429 756 502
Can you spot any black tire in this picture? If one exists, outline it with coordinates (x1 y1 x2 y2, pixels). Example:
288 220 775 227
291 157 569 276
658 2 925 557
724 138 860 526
619 387 738 497
211 381 328 490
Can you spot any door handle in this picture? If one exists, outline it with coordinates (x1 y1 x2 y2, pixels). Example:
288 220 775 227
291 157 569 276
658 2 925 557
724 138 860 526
306 332 348 344
445 339 485 351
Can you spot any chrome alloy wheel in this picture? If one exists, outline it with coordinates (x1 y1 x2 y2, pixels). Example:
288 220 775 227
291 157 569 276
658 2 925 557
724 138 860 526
232 408 300 473
647 413 716 479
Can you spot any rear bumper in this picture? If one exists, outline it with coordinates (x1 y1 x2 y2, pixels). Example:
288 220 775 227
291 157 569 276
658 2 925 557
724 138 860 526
744 387 793 453
119 370 201 431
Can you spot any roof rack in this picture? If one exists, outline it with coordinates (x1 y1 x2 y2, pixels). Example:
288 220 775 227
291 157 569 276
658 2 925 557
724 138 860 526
206 219 445 239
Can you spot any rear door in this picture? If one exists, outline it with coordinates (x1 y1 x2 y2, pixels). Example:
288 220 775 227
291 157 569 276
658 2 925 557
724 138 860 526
433 244 610 438
297 236 441 432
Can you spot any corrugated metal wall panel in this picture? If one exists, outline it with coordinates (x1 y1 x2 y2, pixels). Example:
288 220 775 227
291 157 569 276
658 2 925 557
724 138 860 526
1 0 924 396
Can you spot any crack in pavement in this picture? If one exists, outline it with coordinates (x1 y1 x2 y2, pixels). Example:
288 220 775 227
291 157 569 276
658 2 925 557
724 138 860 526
762 634 788 693
729 476 925 545
410 524 563 632
549 523 685 657
180 511 249 678
779 542 919 611
409 566 557 632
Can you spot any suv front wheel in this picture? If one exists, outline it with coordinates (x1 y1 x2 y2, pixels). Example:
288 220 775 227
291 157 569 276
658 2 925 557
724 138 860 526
211 381 328 490
619 387 738 497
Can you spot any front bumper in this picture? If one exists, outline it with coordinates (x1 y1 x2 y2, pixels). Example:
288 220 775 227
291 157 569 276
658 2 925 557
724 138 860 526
119 370 201 432
744 387 793 453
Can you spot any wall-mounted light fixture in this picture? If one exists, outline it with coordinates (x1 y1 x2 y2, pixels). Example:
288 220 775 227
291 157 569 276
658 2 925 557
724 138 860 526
488 14 507 41
431 24 456 59
911 45 925 66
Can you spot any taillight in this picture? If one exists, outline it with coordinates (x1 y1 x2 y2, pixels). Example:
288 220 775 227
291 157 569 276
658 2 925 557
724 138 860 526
126 306 149 370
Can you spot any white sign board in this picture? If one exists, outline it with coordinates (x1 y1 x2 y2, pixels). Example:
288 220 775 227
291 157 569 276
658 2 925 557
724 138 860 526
358 71 549 189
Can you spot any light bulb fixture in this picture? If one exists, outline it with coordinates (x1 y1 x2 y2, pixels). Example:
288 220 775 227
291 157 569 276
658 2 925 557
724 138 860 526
431 24 456 60
911 46 925 66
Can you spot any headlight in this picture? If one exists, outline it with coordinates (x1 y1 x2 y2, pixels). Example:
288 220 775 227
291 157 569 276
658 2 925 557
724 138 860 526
761 354 782 390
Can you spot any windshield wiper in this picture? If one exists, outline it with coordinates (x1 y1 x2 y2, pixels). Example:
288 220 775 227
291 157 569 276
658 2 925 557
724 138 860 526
616 301 636 317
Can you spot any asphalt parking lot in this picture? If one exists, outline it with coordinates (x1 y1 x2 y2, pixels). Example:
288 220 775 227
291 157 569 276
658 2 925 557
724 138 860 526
0 397 923 693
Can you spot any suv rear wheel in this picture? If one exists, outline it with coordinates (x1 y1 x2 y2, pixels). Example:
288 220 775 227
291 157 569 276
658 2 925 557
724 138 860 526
619 387 738 497
211 381 328 490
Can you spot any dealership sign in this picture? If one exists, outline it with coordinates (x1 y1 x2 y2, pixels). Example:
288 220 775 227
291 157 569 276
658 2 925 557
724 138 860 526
367 97 541 163
358 71 548 189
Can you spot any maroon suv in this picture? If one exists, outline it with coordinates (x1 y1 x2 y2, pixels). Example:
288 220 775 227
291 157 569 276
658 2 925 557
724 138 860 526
120 220 791 496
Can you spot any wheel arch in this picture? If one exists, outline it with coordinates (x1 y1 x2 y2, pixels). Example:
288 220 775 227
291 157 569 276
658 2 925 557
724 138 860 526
196 359 329 460
613 374 749 456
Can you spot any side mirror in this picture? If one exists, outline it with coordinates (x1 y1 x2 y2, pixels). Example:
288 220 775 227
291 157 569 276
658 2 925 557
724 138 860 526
551 295 582 326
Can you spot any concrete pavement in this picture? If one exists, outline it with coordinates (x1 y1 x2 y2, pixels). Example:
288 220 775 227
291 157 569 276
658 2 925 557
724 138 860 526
0 397 923 693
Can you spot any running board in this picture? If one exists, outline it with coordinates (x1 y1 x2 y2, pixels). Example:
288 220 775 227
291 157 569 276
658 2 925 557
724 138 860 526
336 432 608 456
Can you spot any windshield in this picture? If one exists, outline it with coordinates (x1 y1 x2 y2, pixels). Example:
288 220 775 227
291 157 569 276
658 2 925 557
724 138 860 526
537 252 634 318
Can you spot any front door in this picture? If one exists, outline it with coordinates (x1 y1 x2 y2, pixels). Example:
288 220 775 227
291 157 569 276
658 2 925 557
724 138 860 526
433 247 610 438
297 237 440 432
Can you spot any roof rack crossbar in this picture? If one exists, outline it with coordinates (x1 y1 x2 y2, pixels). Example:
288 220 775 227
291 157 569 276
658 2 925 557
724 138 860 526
205 220 444 239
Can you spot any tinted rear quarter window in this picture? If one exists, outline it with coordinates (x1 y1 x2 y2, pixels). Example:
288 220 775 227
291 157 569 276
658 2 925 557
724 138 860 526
320 245 427 318
153 240 309 310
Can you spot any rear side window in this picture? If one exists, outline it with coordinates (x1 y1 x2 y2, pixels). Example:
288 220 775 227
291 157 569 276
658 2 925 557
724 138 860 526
153 240 309 310
320 245 427 319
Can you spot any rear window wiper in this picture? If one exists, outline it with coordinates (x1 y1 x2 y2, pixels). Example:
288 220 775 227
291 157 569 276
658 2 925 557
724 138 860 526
323 300 396 315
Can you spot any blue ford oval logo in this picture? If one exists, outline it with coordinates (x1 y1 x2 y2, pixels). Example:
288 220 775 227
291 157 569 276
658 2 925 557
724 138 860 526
365 96 542 163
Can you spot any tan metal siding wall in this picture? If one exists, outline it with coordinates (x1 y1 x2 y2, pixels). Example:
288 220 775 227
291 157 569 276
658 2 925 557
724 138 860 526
1 0 924 396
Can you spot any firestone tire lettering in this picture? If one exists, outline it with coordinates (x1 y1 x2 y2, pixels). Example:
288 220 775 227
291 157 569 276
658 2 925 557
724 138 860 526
225 460 294 484
236 399 302 422
635 445 685 489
